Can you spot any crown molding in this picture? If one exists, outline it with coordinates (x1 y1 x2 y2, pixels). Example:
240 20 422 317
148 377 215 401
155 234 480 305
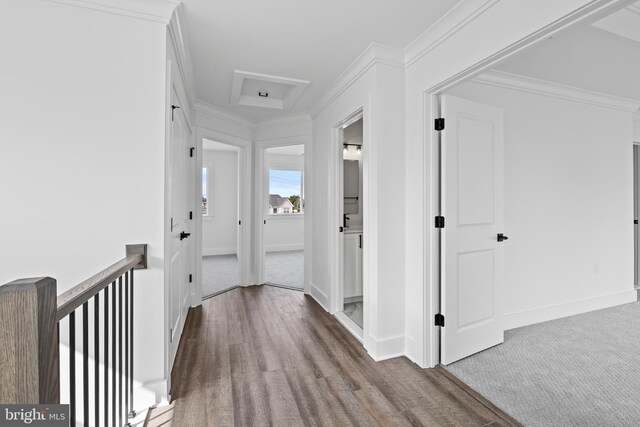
473 70 640 112
45 0 178 24
404 0 500 68
254 112 312 131
168 5 196 109
310 43 403 118
193 100 256 129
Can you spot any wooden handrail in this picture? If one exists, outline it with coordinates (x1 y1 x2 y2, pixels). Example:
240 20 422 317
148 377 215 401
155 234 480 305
56 244 147 322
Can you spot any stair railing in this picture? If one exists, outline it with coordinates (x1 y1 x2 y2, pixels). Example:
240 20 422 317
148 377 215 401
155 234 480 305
0 243 147 427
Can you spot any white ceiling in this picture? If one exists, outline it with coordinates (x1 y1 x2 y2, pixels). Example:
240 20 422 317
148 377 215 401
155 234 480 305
493 3 640 102
180 0 459 121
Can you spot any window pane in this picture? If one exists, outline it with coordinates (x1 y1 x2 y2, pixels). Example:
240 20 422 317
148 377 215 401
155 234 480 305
268 169 303 214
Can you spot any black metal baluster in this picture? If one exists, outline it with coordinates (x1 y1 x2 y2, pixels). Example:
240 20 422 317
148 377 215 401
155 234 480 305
69 312 76 427
125 271 129 426
119 275 123 427
83 302 89 427
129 268 134 418
94 294 100 427
112 279 117 427
105 285 110 427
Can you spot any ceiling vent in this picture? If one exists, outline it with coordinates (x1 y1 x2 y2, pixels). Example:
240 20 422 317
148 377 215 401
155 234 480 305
230 70 310 111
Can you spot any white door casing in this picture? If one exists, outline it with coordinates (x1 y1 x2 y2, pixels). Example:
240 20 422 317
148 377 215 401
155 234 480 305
440 94 505 365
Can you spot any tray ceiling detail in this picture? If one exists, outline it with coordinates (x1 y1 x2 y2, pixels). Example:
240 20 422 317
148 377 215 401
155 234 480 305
230 70 310 111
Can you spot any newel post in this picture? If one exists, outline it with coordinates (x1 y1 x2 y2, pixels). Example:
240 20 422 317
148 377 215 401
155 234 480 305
0 277 59 404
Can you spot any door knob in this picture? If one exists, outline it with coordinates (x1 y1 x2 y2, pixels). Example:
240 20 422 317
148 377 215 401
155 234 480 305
180 231 191 240
497 233 509 242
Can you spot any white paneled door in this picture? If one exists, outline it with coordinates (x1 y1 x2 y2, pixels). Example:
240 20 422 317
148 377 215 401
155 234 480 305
440 95 505 365
168 88 193 367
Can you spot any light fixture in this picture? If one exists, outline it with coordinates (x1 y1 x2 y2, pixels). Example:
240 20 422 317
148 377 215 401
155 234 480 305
356 145 361 153
343 145 348 156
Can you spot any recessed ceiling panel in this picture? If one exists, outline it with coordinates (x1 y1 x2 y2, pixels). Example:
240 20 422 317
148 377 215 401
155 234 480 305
231 70 309 111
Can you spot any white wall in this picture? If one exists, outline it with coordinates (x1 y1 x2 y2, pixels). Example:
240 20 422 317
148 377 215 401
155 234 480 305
311 61 406 360
0 0 169 404
264 152 305 252
202 149 238 255
448 80 637 328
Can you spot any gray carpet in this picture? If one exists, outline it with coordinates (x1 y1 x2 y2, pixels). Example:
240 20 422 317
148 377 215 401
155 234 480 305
202 254 240 297
264 250 304 289
445 301 640 427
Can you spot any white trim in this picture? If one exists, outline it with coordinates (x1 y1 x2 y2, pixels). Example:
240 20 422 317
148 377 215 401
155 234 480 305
404 0 501 67
44 0 177 23
504 290 638 330
310 282 330 309
255 112 313 130
194 100 256 130
367 335 405 361
202 247 237 256
265 243 304 252
134 378 168 407
310 44 403 118
334 312 364 343
473 70 640 112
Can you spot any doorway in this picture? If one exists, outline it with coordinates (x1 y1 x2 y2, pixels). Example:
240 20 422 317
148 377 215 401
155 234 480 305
333 111 366 339
200 139 244 298
262 144 305 290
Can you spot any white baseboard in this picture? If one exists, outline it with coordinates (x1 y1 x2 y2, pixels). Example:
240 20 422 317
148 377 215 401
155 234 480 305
309 282 329 310
367 334 405 361
504 289 638 330
133 378 168 412
265 243 304 252
203 247 236 256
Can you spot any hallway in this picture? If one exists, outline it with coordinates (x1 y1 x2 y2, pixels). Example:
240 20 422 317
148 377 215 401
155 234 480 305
167 285 519 426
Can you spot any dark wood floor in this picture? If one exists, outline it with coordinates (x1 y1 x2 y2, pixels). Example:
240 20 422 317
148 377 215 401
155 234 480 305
166 285 521 426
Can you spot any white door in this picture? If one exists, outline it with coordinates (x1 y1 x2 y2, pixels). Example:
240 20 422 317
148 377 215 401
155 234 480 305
440 95 505 365
168 90 192 365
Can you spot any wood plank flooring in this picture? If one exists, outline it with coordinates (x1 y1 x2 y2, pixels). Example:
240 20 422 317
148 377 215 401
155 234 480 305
165 285 521 426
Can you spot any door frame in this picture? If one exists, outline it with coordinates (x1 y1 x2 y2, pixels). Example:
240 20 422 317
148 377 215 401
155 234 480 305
330 107 374 347
255 136 311 291
422 0 630 367
194 128 252 302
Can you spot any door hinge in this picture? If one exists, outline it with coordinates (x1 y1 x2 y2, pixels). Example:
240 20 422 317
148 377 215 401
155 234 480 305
189 211 193 220
171 104 180 121
238 220 242 225
435 313 445 327
435 216 445 228
189 274 193 283
170 328 173 342
189 147 195 158
435 118 445 131
171 217 174 232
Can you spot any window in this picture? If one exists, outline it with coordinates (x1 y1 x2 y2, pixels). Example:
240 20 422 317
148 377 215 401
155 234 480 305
202 167 209 216
268 169 304 215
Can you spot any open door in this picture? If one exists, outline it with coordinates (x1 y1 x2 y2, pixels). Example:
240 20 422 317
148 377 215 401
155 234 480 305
440 95 505 365
168 88 193 366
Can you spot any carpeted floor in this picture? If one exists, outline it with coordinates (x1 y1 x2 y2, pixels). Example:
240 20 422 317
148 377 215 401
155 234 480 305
202 250 304 298
445 301 640 427
202 254 241 297
264 250 304 289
